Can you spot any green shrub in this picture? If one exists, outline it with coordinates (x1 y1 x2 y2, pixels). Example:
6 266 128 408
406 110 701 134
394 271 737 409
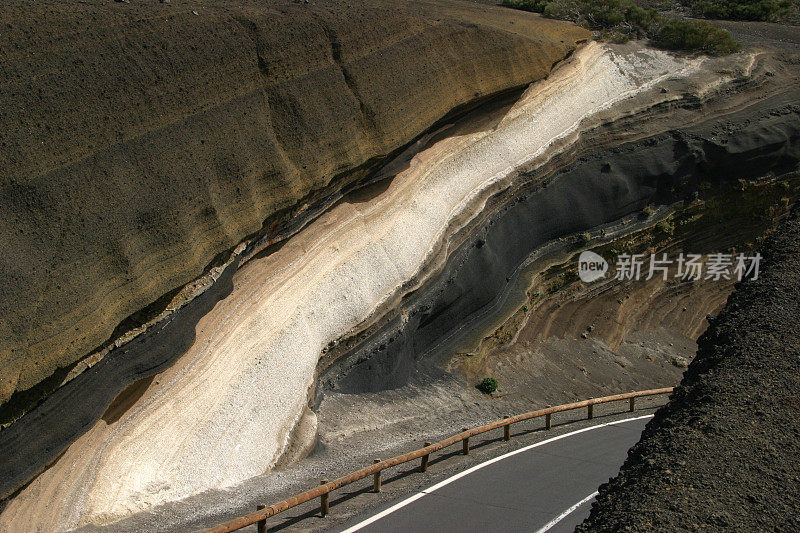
656 218 675 235
477 377 499 394
688 0 795 22
544 0 659 38
500 0 549 12
651 18 741 54
642 205 655 217
600 29 632 44
501 0 742 54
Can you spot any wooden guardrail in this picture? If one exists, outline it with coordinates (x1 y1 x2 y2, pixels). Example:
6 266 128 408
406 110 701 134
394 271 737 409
204 387 673 533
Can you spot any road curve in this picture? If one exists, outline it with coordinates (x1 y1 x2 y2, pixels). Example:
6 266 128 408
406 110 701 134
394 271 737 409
333 415 652 533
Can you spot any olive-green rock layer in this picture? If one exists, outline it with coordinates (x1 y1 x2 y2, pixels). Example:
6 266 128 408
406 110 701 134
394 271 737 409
0 0 587 405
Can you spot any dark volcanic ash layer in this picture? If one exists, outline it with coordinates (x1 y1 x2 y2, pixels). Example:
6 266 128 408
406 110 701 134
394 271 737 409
321 50 800 397
0 0 586 408
577 207 800 532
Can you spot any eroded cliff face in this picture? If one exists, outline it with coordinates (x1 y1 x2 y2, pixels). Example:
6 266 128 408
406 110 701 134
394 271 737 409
4 2 799 527
5 40 798 531
0 42 713 530
0 0 587 407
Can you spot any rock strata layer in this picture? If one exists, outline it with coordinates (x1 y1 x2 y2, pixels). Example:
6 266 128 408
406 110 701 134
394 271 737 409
3 11 800 531
322 49 800 396
0 0 585 407
0 42 721 531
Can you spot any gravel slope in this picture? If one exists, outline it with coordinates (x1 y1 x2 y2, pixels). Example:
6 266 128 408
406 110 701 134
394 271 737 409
578 209 800 531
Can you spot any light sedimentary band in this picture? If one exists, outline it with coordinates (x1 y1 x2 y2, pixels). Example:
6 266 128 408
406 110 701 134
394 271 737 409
0 43 714 531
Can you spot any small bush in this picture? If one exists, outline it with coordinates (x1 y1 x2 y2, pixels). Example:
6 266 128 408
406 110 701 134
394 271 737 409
601 29 632 44
580 232 592 243
501 0 742 54
689 0 795 22
656 218 675 235
545 0 658 39
477 377 499 394
651 18 741 54
500 0 549 12
642 205 655 217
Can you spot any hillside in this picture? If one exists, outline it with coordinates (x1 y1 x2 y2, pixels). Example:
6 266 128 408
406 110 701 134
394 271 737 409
579 209 800 531
0 0 586 410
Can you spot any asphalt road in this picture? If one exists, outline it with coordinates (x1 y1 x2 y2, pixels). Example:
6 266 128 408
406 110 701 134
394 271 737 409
333 415 651 533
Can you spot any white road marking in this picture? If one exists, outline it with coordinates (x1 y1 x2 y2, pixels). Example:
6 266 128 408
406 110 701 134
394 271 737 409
338 414 653 532
336 493 427 533
533 490 598 533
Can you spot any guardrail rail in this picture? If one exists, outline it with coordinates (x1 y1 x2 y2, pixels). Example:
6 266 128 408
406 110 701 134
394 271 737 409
205 387 673 533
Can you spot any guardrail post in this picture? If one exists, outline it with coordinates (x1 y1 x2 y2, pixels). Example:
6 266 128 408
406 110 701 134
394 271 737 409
503 416 511 441
629 397 636 412
257 504 267 533
546 413 551 429
373 459 382 492
462 428 470 455
588 403 594 420
320 479 329 517
421 442 431 472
